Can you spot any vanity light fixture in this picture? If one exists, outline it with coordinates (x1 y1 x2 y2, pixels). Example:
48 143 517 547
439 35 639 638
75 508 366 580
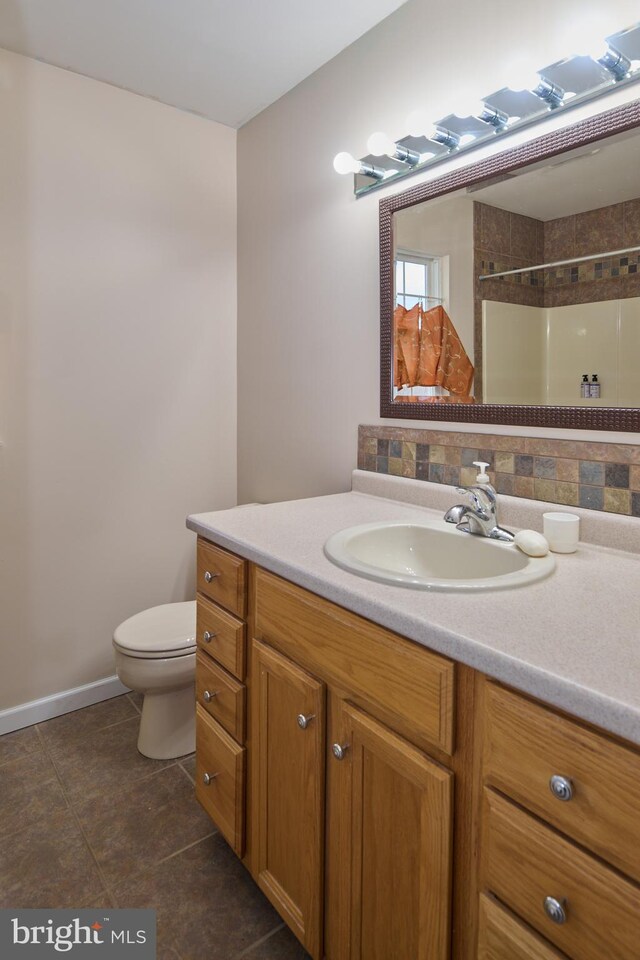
332 151 386 180
341 18 640 196
367 132 421 165
454 100 510 129
593 44 632 81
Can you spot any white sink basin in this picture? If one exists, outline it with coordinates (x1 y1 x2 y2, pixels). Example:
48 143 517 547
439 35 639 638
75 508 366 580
324 519 555 592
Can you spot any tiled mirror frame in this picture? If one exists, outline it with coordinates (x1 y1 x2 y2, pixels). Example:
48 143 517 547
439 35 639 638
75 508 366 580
379 96 640 431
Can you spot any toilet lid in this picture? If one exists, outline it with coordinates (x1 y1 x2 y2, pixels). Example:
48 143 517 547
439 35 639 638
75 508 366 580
113 601 197 659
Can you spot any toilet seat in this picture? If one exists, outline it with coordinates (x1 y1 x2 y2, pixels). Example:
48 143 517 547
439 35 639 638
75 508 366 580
113 601 196 660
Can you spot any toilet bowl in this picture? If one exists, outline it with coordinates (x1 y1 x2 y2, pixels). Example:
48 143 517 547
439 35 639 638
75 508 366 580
113 601 197 760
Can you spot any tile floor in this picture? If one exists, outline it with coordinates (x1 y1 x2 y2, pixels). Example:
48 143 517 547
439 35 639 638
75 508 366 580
0 694 310 960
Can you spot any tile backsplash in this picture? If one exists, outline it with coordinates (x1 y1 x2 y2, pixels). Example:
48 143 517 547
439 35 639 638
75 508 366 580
358 425 640 517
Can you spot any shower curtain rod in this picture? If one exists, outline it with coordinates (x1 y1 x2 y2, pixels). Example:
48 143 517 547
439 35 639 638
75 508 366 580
478 244 640 281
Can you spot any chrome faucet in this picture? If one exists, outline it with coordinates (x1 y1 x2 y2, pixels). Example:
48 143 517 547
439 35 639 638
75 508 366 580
444 462 514 542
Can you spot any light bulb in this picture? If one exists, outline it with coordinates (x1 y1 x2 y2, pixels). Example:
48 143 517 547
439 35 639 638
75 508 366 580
333 151 360 175
367 132 397 157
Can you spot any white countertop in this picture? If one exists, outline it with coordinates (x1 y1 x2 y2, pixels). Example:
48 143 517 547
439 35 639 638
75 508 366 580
187 472 640 745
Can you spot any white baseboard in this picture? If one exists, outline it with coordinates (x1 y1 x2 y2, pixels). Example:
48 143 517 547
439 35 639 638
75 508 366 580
0 675 131 736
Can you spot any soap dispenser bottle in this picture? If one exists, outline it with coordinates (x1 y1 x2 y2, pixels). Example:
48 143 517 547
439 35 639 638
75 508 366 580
581 374 590 398
472 460 494 492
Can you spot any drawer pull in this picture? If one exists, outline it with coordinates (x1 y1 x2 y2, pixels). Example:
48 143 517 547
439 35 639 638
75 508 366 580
543 896 567 925
203 570 219 584
297 713 315 730
549 774 574 802
203 631 217 644
202 772 219 786
332 743 349 761
203 690 219 703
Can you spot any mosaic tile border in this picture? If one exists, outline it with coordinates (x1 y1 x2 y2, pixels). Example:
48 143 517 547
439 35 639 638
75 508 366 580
358 426 640 517
478 253 640 289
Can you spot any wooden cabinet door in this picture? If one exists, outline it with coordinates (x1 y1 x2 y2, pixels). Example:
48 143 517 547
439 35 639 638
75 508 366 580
326 698 453 960
252 640 325 959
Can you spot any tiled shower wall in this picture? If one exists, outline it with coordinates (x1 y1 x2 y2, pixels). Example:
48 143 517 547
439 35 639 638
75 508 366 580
358 425 640 517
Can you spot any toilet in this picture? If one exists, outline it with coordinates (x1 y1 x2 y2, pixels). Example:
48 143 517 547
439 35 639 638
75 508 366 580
113 601 197 760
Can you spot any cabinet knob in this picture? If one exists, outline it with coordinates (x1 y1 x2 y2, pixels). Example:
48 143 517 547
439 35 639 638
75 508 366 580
203 571 219 584
297 713 315 729
332 743 349 761
202 772 219 786
203 631 217 644
203 690 219 703
543 896 567 925
549 775 574 802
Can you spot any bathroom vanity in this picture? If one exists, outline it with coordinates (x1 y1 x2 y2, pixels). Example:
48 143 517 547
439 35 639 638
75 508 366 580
187 474 640 960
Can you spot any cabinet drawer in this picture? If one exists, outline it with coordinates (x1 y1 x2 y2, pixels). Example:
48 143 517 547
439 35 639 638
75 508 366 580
195 705 245 857
254 568 455 755
482 789 640 960
478 894 568 960
196 650 245 743
197 538 247 617
484 682 640 883
196 595 245 681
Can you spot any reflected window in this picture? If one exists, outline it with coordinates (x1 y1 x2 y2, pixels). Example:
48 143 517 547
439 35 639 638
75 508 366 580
394 251 448 398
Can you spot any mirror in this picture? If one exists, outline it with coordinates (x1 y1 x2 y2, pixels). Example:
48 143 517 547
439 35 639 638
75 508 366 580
380 97 640 430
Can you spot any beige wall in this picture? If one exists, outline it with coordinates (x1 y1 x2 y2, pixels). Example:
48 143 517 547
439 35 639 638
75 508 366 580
0 50 237 711
237 0 640 505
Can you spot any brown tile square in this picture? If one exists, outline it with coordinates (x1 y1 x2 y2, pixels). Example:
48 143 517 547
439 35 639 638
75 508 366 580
0 751 68 840
480 204 511 254
604 489 631 515
429 444 446 464
74 766 213 887
556 459 579 483
364 437 377 456
555 482 579 507
574 203 623 257
510 212 539 261
544 216 575 261
495 452 515 474
38 696 138 755
0 808 104 908
459 466 477 486
51 717 173 802
534 479 557 502
0 724 43 767
113 834 281 960
388 457 402 477
444 446 461 466
401 459 416 479
495 473 515 495
514 476 535 498
624 198 640 246
242 926 311 959
630 465 640 491
401 442 416 460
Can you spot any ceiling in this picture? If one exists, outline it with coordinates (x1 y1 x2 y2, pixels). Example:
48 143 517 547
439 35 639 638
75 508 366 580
0 0 409 128
471 127 640 220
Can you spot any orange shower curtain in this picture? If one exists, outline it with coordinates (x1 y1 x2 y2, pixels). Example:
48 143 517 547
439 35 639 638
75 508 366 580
394 304 474 396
